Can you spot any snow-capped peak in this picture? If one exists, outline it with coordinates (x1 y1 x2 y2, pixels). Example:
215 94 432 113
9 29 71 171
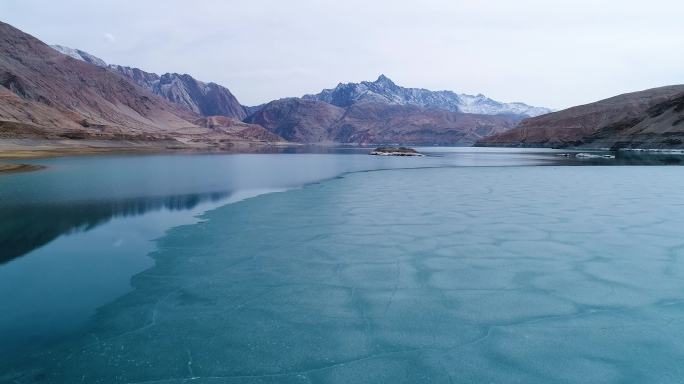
374 74 395 85
303 75 552 117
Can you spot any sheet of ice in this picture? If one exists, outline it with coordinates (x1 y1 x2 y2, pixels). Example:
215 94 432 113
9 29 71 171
0 149 564 364
4 164 684 383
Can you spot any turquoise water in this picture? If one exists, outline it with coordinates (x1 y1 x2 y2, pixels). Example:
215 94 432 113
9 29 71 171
1 148 561 359
2 149 684 383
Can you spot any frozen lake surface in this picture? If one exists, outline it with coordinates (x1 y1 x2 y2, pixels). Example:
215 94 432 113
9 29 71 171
1 148 684 383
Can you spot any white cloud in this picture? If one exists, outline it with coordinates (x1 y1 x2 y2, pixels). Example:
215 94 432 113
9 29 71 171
103 32 116 44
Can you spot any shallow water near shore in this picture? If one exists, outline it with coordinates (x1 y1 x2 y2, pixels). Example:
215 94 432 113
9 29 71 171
2 148 684 383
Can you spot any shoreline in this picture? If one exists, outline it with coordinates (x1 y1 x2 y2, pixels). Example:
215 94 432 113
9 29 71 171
0 139 298 160
0 163 45 174
4 140 684 175
0 139 296 175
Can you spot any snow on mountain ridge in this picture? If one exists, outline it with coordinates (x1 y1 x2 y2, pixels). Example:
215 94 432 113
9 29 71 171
50 44 108 67
49 45 247 119
303 75 552 117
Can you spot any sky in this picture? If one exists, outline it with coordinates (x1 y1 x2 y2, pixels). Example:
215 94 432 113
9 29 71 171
1 0 683 109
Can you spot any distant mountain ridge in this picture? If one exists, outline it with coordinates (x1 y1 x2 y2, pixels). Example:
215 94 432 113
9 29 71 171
24 34 684 149
302 75 552 117
245 98 522 145
243 75 536 145
47 44 547 145
50 45 247 120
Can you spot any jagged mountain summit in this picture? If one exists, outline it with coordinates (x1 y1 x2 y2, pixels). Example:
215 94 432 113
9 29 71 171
50 45 247 120
114 68 248 120
302 75 552 117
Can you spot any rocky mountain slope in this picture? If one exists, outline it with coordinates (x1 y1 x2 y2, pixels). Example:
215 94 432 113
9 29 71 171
302 75 551 117
0 22 281 146
50 45 247 120
477 85 684 149
246 98 522 145
245 98 346 142
192 116 283 142
109 66 247 120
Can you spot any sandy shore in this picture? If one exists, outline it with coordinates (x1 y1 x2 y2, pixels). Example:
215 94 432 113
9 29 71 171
0 139 295 174
0 146 175 160
0 138 201 160
0 163 45 174
0 140 176 174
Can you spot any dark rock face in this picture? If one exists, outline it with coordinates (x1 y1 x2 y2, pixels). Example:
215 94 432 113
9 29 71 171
108 66 247 120
477 85 684 149
107 65 160 90
246 99 521 145
303 74 551 117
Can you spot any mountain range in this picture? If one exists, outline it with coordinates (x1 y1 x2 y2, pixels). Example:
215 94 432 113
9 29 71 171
5 20 684 150
303 75 552 117
245 97 522 144
47 42 546 145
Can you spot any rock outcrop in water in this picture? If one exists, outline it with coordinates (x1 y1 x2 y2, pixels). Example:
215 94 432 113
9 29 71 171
370 146 423 156
477 85 684 149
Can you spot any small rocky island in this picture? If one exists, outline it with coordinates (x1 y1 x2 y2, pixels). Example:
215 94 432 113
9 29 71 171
370 147 424 156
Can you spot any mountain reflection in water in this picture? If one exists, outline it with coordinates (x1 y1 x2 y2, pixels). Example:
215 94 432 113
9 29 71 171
0 191 230 264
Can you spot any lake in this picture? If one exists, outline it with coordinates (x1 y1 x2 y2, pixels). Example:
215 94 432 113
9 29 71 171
1 147 684 383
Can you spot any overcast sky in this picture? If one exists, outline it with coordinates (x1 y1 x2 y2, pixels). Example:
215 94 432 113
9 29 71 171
1 0 683 109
